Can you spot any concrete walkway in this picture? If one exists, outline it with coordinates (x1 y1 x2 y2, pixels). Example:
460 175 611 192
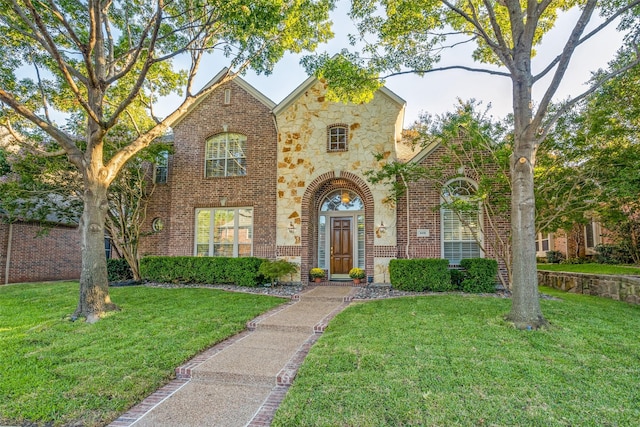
109 286 355 427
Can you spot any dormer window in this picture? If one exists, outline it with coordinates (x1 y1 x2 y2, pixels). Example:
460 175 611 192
327 124 348 152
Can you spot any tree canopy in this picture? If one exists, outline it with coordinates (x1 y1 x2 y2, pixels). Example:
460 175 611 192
0 0 335 322
307 0 640 328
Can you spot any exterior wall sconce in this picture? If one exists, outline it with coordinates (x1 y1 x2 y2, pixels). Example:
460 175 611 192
378 221 387 233
288 222 295 233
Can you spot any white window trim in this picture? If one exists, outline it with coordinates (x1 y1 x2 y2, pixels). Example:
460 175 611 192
204 133 247 178
153 151 169 184
585 221 602 254
440 178 484 265
535 232 553 257
194 207 253 257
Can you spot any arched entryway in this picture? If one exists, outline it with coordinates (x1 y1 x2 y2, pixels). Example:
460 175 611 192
301 172 374 283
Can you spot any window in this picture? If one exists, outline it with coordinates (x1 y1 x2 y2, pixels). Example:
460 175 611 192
585 220 601 251
535 233 551 254
195 208 253 257
441 179 482 264
154 151 168 183
224 88 231 105
327 125 348 152
205 133 247 177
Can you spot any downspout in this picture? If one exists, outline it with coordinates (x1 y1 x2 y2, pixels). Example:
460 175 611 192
4 222 12 285
400 174 410 259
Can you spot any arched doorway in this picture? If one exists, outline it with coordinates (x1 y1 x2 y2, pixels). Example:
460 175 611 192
317 190 365 280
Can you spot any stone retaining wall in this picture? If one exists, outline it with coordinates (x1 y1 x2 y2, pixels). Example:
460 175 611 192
538 270 640 304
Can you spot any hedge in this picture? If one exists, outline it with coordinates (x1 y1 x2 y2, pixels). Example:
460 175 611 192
389 259 451 292
140 256 266 287
107 258 133 282
459 258 498 293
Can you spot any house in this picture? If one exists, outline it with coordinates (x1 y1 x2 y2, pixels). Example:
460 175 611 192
140 70 509 283
536 219 611 261
0 217 81 284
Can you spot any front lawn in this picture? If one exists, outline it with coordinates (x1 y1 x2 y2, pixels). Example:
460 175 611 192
537 263 640 275
273 288 640 426
0 282 285 426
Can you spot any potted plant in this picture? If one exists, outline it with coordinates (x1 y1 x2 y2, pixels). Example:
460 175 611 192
310 268 325 283
349 267 365 284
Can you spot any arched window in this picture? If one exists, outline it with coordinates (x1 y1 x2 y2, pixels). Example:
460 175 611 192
205 133 247 177
441 178 482 264
320 190 363 211
327 124 348 152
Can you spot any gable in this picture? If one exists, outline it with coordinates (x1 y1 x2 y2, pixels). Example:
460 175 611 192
171 68 276 128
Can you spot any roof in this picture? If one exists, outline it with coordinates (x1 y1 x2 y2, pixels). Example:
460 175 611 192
171 68 276 128
273 75 406 116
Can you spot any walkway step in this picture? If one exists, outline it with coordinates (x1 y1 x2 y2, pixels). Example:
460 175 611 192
130 382 273 427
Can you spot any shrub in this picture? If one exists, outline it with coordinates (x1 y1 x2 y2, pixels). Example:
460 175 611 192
449 268 465 291
595 244 633 265
259 260 299 286
140 256 266 287
561 257 588 264
546 251 565 264
459 258 498 293
107 258 133 282
389 259 451 292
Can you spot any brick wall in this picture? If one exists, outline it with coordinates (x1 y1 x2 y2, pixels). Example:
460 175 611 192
141 79 278 259
0 221 81 284
400 143 511 283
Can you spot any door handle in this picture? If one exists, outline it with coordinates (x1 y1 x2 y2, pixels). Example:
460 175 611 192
330 246 334 256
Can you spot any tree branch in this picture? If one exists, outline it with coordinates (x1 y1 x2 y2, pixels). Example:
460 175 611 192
532 0 598 132
533 0 640 83
382 65 511 79
0 90 83 165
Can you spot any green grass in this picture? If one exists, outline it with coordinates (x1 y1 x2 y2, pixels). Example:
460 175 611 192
0 282 285 427
538 263 640 275
273 288 640 426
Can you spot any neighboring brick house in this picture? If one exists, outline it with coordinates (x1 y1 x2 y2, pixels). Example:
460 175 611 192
536 220 612 261
0 218 81 284
141 69 509 283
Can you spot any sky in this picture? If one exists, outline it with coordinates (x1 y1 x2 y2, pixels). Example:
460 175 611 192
178 2 626 127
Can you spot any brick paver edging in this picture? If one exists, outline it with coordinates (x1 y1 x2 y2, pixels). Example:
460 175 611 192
107 298 298 427
247 297 354 426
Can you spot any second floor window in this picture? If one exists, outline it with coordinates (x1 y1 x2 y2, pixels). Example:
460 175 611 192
205 133 247 178
154 151 169 183
327 125 348 152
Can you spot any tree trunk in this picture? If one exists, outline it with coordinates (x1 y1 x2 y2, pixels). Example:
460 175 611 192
505 71 548 329
73 179 118 323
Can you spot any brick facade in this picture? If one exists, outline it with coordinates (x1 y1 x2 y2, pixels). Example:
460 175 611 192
0 221 81 284
141 71 510 285
141 76 278 260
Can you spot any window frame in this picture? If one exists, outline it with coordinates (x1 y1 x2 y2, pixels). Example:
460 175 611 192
154 151 169 184
204 133 247 178
327 124 349 152
440 178 483 265
194 207 253 257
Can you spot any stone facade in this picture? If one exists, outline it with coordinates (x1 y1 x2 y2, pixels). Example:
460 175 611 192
538 270 640 304
273 79 404 282
0 221 81 284
141 70 509 285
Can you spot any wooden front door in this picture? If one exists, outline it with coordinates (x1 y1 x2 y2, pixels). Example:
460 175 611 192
330 217 352 275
